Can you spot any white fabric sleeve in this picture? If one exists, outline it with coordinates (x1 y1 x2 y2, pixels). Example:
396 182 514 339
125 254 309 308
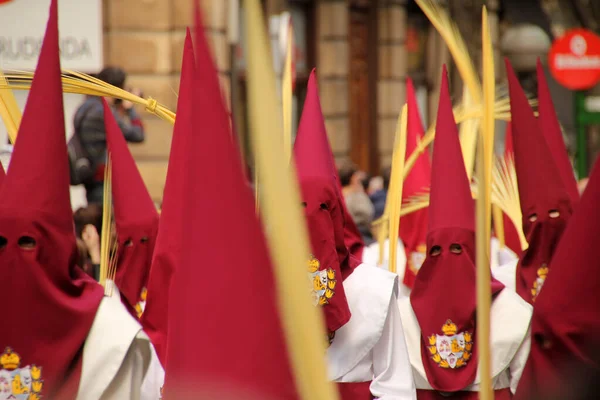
100 336 152 400
509 325 532 394
370 292 417 400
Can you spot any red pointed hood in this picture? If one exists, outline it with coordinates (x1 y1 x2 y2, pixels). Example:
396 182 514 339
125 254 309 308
163 5 298 398
410 66 504 392
399 78 431 288
536 59 579 206
104 99 159 315
293 69 352 335
0 0 103 397
141 28 195 367
506 59 573 304
501 123 523 255
514 157 600 400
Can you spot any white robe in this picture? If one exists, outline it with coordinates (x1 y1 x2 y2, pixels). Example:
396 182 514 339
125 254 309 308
398 289 532 394
490 237 518 271
361 239 410 298
78 283 164 400
492 259 518 292
328 263 417 399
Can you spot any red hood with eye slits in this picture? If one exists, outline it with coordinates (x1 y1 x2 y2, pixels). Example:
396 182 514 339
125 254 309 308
506 59 572 305
293 70 352 334
410 66 503 392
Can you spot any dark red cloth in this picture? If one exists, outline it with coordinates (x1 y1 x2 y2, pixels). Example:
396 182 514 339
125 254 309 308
294 70 352 333
536 59 579 206
0 1 103 397
104 99 159 315
506 59 573 305
502 124 524 256
337 381 373 400
513 151 600 400
416 388 512 399
141 28 195 367
163 4 298 398
410 66 504 392
400 78 431 288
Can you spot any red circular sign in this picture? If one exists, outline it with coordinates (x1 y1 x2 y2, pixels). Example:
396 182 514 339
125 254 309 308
549 29 600 90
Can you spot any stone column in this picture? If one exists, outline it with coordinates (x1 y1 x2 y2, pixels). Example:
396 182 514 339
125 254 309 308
317 0 350 162
377 0 407 168
425 3 449 126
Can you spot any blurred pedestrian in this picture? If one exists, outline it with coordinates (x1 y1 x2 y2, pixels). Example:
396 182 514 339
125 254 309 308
73 66 145 205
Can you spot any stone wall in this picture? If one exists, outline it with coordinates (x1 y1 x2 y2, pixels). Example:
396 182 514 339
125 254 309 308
316 0 350 161
377 0 407 168
103 0 231 202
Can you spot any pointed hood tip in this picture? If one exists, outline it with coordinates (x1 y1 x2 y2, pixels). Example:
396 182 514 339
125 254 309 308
428 68 474 233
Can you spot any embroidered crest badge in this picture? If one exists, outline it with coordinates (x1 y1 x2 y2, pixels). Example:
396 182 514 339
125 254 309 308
135 287 148 318
408 244 427 274
531 264 548 302
307 255 337 306
428 320 473 369
0 347 43 399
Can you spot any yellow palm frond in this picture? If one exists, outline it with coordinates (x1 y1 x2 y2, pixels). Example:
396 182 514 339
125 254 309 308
1 70 175 124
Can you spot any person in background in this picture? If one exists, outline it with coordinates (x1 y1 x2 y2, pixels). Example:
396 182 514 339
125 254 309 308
339 161 376 244
74 66 145 205
370 166 391 220
73 204 103 280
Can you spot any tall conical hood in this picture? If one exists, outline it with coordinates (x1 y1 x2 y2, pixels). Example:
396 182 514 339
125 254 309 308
399 77 431 288
293 70 352 334
506 59 573 304
514 157 600 400
141 28 195 366
0 0 104 397
410 66 504 392
536 59 579 206
104 99 159 314
428 65 474 233
163 5 297 398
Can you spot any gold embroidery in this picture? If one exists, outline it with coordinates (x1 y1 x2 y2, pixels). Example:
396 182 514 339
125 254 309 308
0 347 43 399
428 320 473 369
307 255 337 306
531 265 548 302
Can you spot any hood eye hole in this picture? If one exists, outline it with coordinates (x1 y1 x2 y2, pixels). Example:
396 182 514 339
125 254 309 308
18 236 37 250
528 213 538 223
320 203 329 210
0 236 7 249
124 239 134 247
450 244 463 254
548 210 560 218
534 333 553 349
301 202 307 208
429 245 441 256
140 237 149 244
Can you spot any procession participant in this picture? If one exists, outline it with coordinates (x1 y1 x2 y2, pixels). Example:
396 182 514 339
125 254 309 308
513 157 600 400
103 98 159 319
398 67 532 399
0 1 160 398
294 70 416 400
494 61 574 302
141 28 195 367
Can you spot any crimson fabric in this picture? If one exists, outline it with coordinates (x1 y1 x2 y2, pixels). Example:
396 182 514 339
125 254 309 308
104 99 159 314
163 4 298 398
416 388 512 400
337 381 373 400
506 59 573 305
513 154 600 400
501 124 523 255
141 28 195 367
399 78 431 288
536 59 579 206
294 70 352 333
410 67 504 392
0 0 103 397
